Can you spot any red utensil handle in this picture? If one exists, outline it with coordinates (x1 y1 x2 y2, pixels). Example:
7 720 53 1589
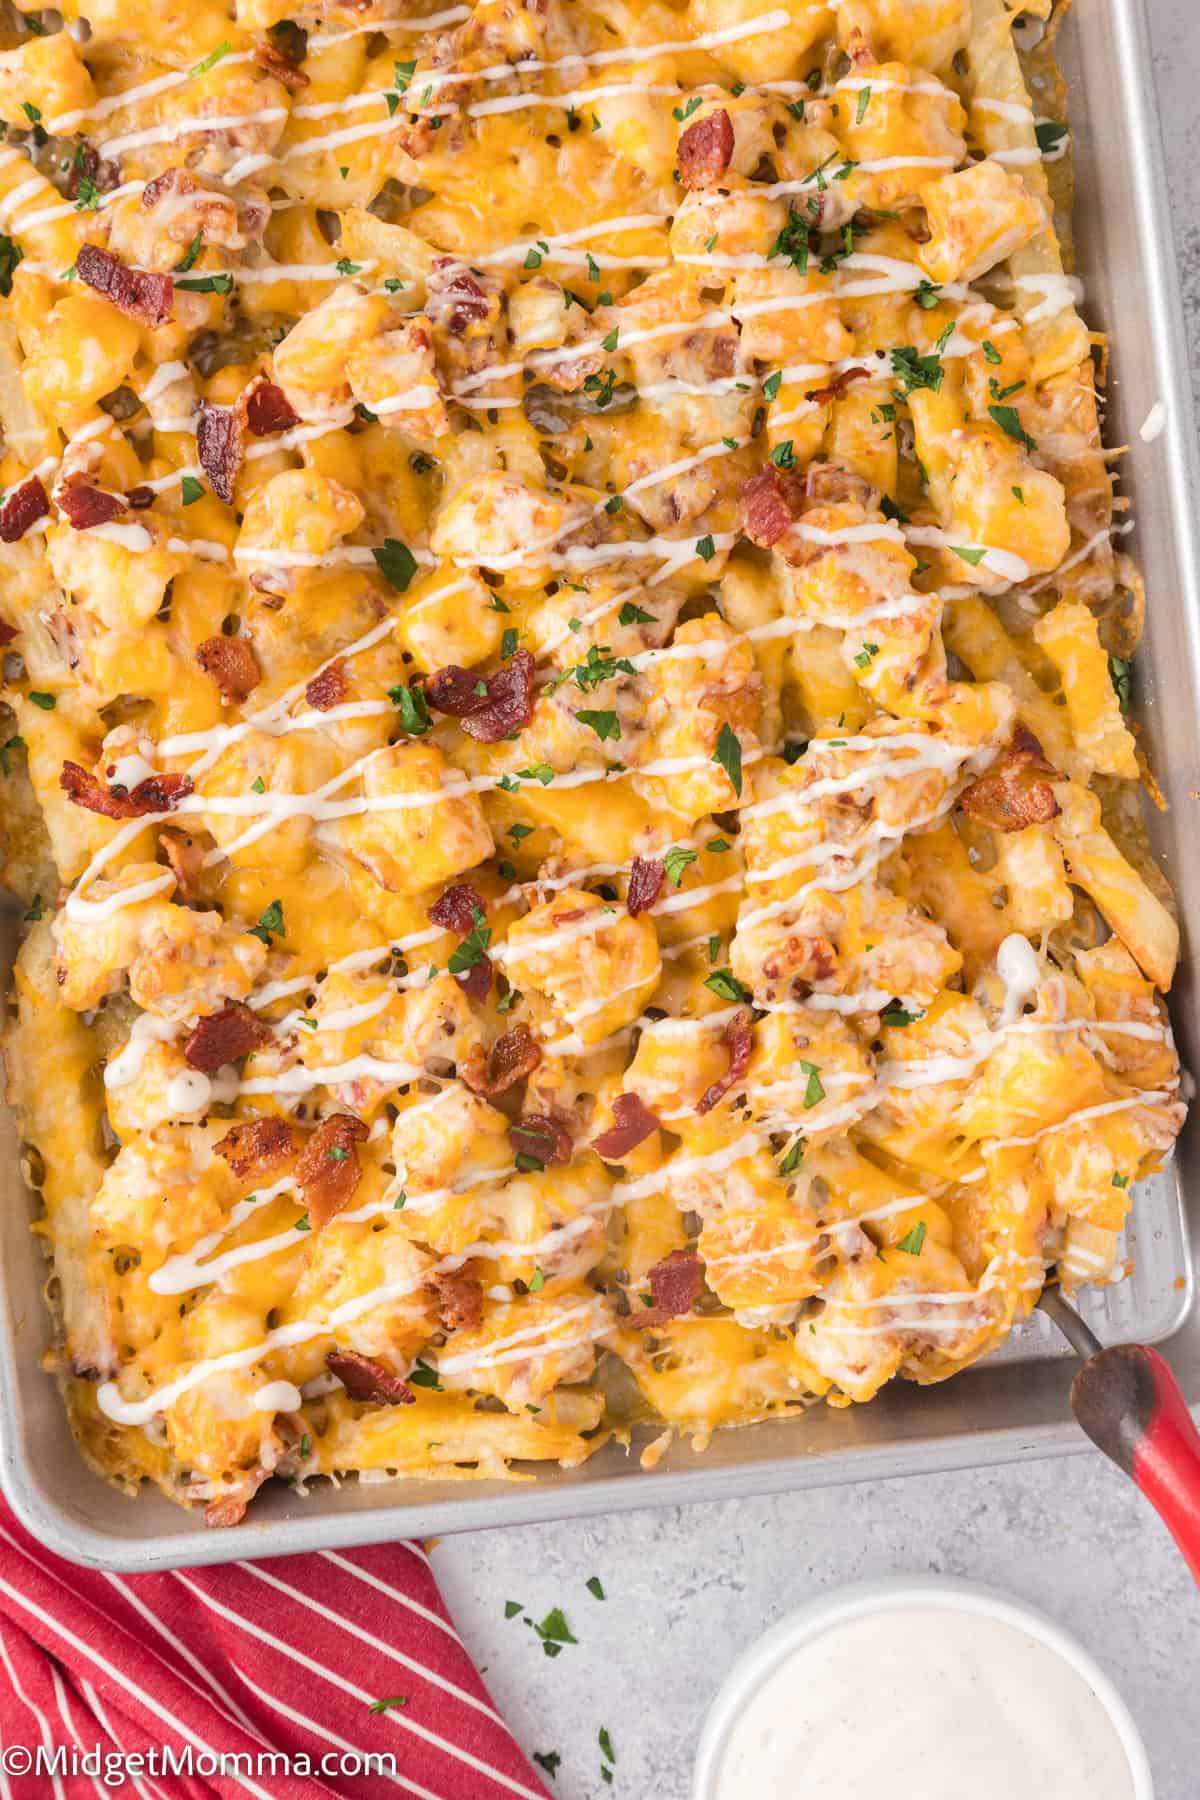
1071 1344 1200 1584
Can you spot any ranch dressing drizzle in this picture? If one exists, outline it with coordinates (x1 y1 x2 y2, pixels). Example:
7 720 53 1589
713 1606 1136 1800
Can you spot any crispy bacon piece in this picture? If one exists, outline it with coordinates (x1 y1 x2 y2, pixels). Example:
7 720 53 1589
57 482 126 530
462 1024 541 1097
183 1002 272 1072
677 108 735 190
305 658 348 712
76 244 173 327
326 1350 415 1405
160 827 206 899
960 727 1060 833
593 1092 661 1161
740 467 804 548
196 635 261 703
204 1463 274 1528
196 402 243 504
697 1010 754 1115
252 41 310 91
60 761 192 820
426 259 493 335
244 378 300 436
427 1269 484 1333
456 955 494 1001
425 649 535 744
126 484 155 509
214 1116 296 1179
509 1114 573 1168
66 144 119 200
428 883 486 934
0 475 49 544
803 365 871 407
295 1113 369 1231
627 1249 705 1329
626 856 664 917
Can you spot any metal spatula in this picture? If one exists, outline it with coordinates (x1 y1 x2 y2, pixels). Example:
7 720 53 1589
1039 1284 1200 1582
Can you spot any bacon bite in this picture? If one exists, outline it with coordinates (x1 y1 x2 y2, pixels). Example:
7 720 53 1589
183 1002 272 1073
424 649 535 743
196 635 261 703
960 728 1060 832
60 762 192 820
627 1250 704 1329
76 245 173 326
462 1024 541 1097
326 1350 414 1405
0 475 49 544
592 1092 660 1161
214 1117 296 1179
677 108 734 190
294 1113 369 1231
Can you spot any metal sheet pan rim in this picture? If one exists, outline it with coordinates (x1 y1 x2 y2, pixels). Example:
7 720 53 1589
1 0 1198 1569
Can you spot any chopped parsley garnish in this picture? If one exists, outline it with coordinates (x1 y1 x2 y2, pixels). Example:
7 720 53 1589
913 278 942 311
704 968 748 1003
601 326 619 353
175 272 234 294
1109 655 1132 711
0 234 22 296
504 1600 524 1619
672 95 703 123
988 402 1037 452
662 845 698 887
0 734 25 776
949 545 987 567
584 368 618 408
189 40 230 76
180 475 204 505
174 232 203 274
706 836 731 853
408 1359 443 1390
881 1007 923 1027
891 343 945 397
696 533 716 561
577 708 619 741
762 369 782 402
707 933 720 964
599 1727 615 1766
617 602 654 630
897 1221 927 1255
586 1575 606 1600
712 721 743 796
778 1139 805 1177
27 691 55 710
250 899 285 944
770 440 795 470
982 339 1002 364
853 643 879 669
855 86 871 123
251 776 266 794
767 208 810 276
500 626 519 658
1035 120 1068 156
389 683 431 736
533 1608 577 1657
1112 1171 1130 1188
518 762 556 786
73 175 100 211
799 1060 824 1108
335 256 362 276
368 1696 408 1714
532 1752 561 1779
447 910 492 975
373 537 418 592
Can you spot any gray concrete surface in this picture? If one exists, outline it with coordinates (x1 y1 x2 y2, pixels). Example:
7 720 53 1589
434 4 1200 1793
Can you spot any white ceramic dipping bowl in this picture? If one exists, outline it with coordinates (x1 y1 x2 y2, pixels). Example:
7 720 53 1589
692 1574 1154 1800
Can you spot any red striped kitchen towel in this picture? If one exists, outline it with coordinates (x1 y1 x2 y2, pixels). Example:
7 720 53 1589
0 1494 551 1799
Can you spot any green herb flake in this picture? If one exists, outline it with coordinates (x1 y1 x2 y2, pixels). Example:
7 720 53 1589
174 232 203 274
408 1358 443 1391
174 272 234 295
1035 120 1067 156
180 475 204 506
373 537 418 592
368 1695 408 1714
988 402 1037 452
712 721 743 796
1109 655 1132 711
189 40 231 77
853 643 879 669
704 968 748 1003
778 1138 805 1177
27 691 55 711
799 1060 824 1108
619 601 655 626
696 533 716 561
250 899 285 945
948 544 987 567
532 1751 561 1779
586 1575 606 1600
762 369 782 402
855 86 871 123
599 1726 615 1765
881 1007 923 1027
897 1221 927 1255
662 845 698 888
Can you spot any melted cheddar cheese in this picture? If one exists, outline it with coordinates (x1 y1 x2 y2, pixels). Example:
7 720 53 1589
0 0 1185 1525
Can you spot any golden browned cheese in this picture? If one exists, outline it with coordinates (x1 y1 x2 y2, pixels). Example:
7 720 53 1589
0 0 1184 1521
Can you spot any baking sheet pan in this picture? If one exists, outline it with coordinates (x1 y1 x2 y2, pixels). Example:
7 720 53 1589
0 0 1196 1570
